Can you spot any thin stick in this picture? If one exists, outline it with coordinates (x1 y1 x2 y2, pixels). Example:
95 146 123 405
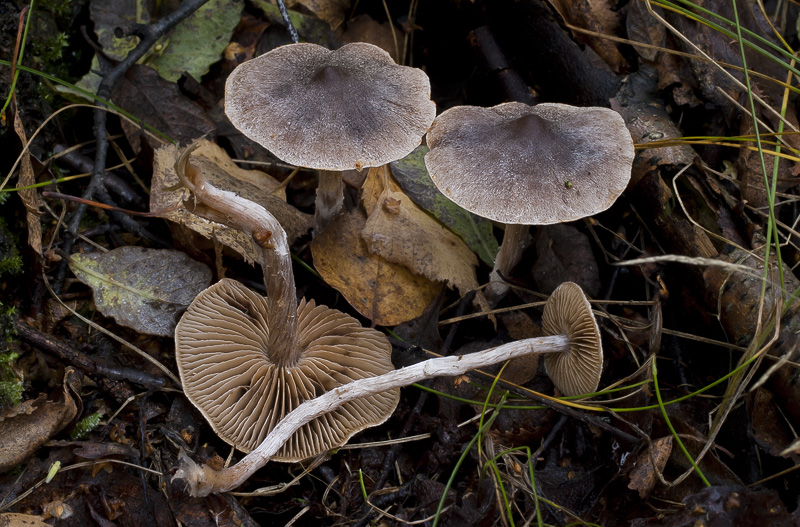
275 0 299 43
173 335 570 496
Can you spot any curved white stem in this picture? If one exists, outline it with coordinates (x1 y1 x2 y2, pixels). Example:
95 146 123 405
174 333 570 496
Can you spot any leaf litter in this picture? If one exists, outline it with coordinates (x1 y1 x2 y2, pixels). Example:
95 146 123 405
3 0 800 524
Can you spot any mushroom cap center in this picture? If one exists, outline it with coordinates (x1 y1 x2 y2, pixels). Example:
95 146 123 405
312 64 351 85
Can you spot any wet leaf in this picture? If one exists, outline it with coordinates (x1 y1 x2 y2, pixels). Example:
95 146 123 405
250 0 340 48
531 224 601 297
69 246 212 337
151 141 312 264
362 166 483 300
52 54 104 102
748 388 795 458
389 147 498 266
145 0 242 82
111 64 215 151
311 209 442 326
89 0 149 61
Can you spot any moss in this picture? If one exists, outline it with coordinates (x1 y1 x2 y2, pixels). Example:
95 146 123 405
0 305 22 408
70 412 102 440
0 218 22 278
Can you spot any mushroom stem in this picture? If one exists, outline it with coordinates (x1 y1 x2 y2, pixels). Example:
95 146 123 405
174 333 571 496
486 223 531 304
175 144 300 366
314 170 345 234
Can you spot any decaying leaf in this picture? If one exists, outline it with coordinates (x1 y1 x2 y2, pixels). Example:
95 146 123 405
748 388 796 458
311 209 442 326
111 65 216 152
339 14 400 62
628 436 672 498
531 224 601 297
151 141 313 264
286 0 350 30
549 0 628 73
12 112 42 255
89 0 149 61
69 246 212 337
361 166 483 301
0 394 45 422
0 369 81 472
389 146 498 267
145 0 242 82
0 513 51 527
249 0 340 48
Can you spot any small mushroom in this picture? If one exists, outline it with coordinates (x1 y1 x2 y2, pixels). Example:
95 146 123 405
471 280 603 396
174 281 602 496
225 42 436 233
540 281 603 395
172 143 399 462
424 102 634 302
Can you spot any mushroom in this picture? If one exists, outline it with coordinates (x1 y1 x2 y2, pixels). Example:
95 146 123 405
174 280 603 496
424 102 634 302
539 281 603 395
173 143 399 461
225 42 436 233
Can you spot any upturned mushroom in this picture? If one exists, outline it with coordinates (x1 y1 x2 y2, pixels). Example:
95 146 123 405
175 280 603 496
424 102 634 302
172 143 399 461
225 42 436 233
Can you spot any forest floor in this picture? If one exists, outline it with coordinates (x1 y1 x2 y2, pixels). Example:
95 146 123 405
1 0 800 525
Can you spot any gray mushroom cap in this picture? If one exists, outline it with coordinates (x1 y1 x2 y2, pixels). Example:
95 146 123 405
225 42 436 171
542 282 603 396
424 102 634 225
175 279 399 461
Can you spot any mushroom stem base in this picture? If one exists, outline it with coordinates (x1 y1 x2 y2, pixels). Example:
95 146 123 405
174 333 571 496
314 170 345 234
487 224 531 304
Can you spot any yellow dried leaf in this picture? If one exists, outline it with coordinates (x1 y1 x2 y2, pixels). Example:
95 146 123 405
361 166 481 299
311 208 441 326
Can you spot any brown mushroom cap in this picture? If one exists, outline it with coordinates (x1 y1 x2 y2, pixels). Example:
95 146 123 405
424 102 634 225
225 42 436 171
175 279 399 461
541 282 603 396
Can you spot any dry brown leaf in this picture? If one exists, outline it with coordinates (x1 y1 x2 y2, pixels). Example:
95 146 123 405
0 394 45 422
286 0 350 30
339 14 400 62
150 140 312 265
12 112 42 255
0 369 81 472
0 513 51 527
628 436 673 498
550 0 628 73
361 166 481 300
311 208 442 326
